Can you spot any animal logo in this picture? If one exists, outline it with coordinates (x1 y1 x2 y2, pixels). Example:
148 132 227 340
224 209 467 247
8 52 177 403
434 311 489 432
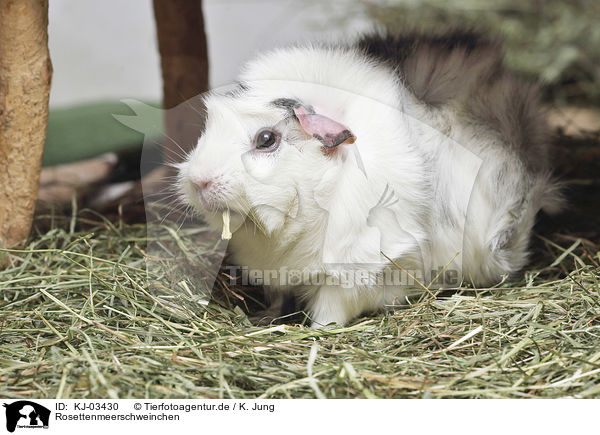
2 401 50 432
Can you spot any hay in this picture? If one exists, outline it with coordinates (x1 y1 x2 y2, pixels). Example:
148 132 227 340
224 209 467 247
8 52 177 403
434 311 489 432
1 208 598 399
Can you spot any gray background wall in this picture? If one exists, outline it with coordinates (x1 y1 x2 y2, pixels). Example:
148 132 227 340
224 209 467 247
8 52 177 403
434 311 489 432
48 0 370 107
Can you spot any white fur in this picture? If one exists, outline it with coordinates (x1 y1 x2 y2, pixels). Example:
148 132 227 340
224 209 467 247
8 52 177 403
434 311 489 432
178 45 558 327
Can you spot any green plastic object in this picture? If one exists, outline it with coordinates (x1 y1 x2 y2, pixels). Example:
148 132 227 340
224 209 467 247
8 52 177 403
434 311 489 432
42 100 163 167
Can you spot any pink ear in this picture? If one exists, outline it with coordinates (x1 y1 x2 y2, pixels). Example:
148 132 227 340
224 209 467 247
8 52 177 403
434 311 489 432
293 106 356 148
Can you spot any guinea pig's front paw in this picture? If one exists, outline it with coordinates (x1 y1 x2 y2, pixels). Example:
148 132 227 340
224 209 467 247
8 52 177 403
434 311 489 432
308 310 351 329
307 286 367 329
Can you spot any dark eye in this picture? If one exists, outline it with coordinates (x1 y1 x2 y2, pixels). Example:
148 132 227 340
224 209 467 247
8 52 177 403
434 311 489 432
254 129 280 150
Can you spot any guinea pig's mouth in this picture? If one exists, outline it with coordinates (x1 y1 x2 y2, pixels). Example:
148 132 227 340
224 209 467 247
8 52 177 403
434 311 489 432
197 198 227 213
192 186 239 214
195 196 247 221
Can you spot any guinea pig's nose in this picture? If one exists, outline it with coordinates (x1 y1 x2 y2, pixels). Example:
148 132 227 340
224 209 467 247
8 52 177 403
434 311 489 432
191 177 213 192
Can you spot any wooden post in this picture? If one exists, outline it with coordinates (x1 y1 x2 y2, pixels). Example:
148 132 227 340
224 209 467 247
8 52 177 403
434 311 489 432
0 0 52 248
153 0 209 164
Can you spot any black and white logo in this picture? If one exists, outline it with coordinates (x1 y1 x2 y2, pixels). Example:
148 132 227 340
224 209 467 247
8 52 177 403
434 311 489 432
2 401 50 433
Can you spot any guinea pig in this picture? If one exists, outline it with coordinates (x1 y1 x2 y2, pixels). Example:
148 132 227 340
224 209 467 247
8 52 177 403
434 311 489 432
177 29 562 328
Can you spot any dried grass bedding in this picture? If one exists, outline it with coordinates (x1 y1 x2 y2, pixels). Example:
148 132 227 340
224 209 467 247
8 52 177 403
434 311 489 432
1 202 598 398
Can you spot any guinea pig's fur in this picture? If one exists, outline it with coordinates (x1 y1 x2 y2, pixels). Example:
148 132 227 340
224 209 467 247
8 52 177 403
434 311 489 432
177 29 562 327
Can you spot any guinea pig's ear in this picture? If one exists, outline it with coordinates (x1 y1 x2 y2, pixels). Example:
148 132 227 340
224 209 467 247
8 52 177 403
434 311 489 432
293 105 356 148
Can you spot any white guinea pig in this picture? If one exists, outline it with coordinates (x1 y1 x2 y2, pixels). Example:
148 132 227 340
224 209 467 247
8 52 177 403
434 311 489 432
177 29 562 327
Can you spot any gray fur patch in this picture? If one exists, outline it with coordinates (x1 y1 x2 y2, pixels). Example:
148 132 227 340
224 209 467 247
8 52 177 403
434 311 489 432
357 29 550 176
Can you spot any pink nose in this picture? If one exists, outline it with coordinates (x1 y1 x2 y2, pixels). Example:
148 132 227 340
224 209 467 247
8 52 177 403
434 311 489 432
191 178 212 192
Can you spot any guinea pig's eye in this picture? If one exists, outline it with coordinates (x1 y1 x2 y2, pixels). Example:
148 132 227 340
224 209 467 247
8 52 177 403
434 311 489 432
253 128 281 151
